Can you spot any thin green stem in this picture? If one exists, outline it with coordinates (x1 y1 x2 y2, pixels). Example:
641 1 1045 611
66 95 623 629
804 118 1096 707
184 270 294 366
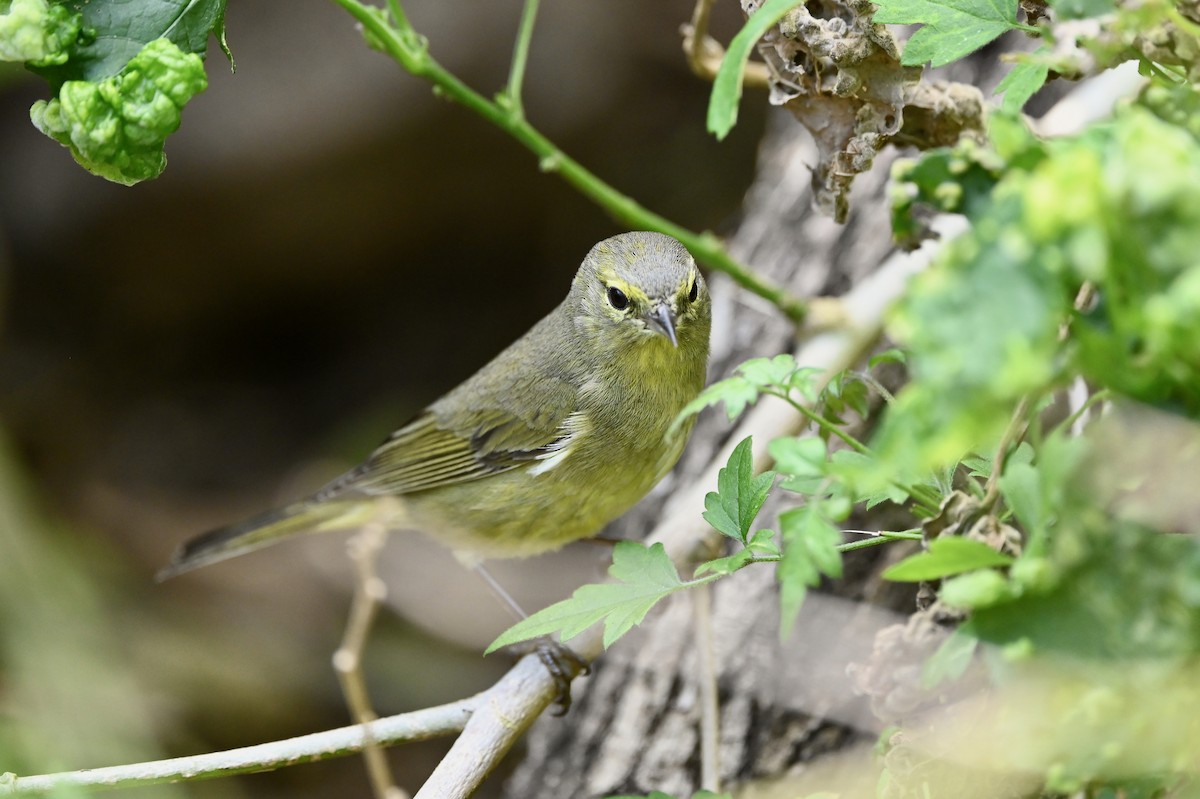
766 388 871 456
328 0 808 322
384 0 408 29
1057 388 1110 435
504 0 541 116
836 530 921 553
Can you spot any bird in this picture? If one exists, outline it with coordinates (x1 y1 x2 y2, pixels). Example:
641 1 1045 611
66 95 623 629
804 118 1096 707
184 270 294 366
159 231 712 582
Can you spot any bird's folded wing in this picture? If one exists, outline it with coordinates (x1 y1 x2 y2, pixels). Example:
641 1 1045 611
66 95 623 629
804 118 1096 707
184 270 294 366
317 379 581 498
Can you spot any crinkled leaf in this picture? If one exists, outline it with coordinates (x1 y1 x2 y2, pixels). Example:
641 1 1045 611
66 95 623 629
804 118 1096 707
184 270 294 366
30 38 207 184
873 0 1025 67
921 623 980 688
703 436 776 543
0 0 82 66
883 536 1014 582
30 0 230 87
707 0 806 139
778 501 845 636
486 542 687 652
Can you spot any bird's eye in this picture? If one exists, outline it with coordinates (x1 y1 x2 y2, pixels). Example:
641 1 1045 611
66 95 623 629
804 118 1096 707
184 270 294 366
687 277 699 303
607 286 629 310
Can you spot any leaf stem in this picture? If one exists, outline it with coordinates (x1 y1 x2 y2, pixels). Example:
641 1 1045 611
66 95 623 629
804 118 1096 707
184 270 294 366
327 0 808 322
503 0 541 117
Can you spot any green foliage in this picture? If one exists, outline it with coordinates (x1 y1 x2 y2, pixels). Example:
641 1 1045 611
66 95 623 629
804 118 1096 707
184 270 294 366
707 0 805 140
702 437 777 543
883 537 1014 582
30 38 208 185
994 50 1051 112
0 0 82 66
672 354 818 434
486 542 693 651
28 0 230 87
777 496 846 634
15 0 229 184
871 0 1033 67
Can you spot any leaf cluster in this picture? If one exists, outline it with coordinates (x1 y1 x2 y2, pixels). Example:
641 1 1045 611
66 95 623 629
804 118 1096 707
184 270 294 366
8 0 230 184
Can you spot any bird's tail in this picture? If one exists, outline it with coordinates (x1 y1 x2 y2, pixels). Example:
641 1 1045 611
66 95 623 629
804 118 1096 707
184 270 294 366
157 496 373 581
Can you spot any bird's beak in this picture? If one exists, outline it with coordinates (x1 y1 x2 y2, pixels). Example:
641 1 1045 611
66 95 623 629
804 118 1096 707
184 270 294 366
645 304 679 348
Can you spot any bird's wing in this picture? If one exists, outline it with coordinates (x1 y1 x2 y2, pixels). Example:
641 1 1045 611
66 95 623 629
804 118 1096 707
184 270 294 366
318 378 582 498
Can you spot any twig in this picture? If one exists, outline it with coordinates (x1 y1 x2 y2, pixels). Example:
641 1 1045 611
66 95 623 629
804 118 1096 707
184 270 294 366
334 522 408 799
502 0 540 117
0 701 473 795
328 0 809 323
681 0 771 86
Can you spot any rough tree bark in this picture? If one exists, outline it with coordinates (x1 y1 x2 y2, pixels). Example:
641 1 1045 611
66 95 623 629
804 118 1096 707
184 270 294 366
502 49 1009 799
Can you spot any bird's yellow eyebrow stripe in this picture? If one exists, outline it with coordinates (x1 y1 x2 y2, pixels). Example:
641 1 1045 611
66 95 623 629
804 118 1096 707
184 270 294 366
597 271 651 306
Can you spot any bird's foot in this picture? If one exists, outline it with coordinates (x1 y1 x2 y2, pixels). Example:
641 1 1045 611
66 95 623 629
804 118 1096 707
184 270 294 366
527 638 590 715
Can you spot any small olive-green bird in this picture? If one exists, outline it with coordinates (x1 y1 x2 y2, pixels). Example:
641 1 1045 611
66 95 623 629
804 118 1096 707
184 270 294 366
159 231 711 579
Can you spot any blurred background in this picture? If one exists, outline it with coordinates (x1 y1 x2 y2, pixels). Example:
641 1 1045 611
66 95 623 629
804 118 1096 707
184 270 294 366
0 1 769 795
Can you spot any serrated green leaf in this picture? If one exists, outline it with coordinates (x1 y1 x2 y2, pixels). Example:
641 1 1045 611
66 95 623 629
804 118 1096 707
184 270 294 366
738 353 799 387
708 0 806 139
883 536 1015 582
873 0 1025 68
778 502 844 635
703 437 776 542
486 542 687 652
996 54 1050 113
921 623 980 688
669 375 760 435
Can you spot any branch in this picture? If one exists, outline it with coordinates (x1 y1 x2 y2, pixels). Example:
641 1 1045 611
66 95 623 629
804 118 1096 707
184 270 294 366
0 699 473 795
328 0 810 323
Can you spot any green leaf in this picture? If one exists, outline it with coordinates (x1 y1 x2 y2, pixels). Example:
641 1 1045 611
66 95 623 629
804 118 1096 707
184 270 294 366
883 536 1014 582
869 348 907 369
1048 0 1115 18
703 437 776 542
670 375 759 435
940 568 1016 608
872 0 1027 67
769 436 827 495
30 37 208 184
738 353 800 388
707 0 805 140
996 54 1050 113
827 449 909 508
486 542 689 652
30 0 230 87
778 500 845 635
0 0 82 66
921 623 979 688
